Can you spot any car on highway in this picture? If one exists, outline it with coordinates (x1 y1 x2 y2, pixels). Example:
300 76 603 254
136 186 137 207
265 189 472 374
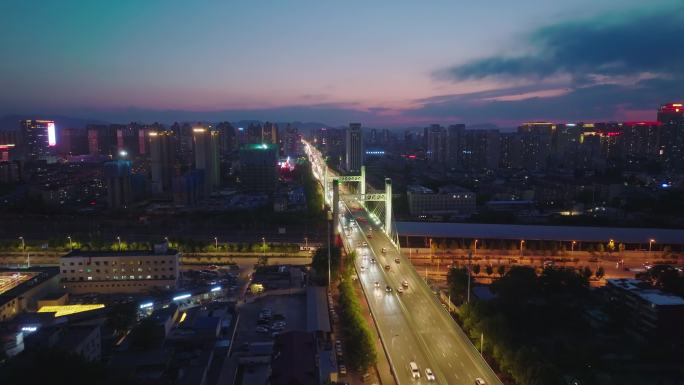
425 368 436 381
475 378 487 385
256 326 269 333
362 242 368 246
409 362 420 379
374 281 380 288
385 285 393 292
339 365 347 375
394 257 400 264
370 258 376 264
384 265 390 271
367 233 373 239
397 287 404 294
359 265 366 272
402 280 409 288
381 247 386 253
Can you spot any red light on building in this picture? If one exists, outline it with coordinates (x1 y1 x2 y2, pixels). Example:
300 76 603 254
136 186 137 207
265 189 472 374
604 132 622 137
623 121 661 126
659 103 683 113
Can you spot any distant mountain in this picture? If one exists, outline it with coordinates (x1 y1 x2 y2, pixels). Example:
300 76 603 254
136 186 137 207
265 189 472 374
0 114 108 131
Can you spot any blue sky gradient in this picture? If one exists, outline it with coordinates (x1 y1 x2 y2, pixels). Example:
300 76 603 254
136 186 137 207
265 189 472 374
0 0 680 126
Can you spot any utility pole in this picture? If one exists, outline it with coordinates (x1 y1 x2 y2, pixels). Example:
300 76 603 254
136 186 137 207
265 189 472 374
467 250 472 304
327 210 332 286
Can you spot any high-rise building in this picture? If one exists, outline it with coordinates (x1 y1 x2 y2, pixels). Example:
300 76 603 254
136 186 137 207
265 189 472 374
461 129 500 170
240 143 278 192
149 130 177 194
345 123 363 173
657 103 684 171
193 127 220 195
216 121 237 156
58 128 88 156
20 119 56 162
425 124 447 163
104 160 132 209
262 122 279 145
447 124 465 167
87 124 118 157
515 122 554 170
283 124 299 158
621 121 661 165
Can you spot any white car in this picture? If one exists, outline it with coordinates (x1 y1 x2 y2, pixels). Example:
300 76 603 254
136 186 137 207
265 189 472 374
425 368 436 381
374 281 380 288
402 280 409 288
475 378 487 385
410 362 420 379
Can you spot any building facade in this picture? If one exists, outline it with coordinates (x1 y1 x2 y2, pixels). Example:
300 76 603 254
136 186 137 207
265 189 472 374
406 185 476 218
59 245 180 294
345 123 363 173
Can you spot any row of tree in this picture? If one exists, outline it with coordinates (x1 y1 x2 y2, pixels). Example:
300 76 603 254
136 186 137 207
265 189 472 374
451 266 598 385
0 238 304 254
337 276 377 372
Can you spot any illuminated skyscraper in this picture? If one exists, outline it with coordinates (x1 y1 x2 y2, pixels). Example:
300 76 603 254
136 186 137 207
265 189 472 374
658 103 684 170
240 143 277 192
193 127 220 195
104 160 132 209
20 119 56 162
345 123 363 173
149 130 177 194
424 124 447 163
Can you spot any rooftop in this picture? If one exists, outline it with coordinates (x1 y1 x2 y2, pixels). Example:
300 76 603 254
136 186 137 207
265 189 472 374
61 248 179 258
607 279 684 306
396 222 684 245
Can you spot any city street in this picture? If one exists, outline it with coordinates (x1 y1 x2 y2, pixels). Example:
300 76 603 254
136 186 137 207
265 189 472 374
306 140 501 385
342 204 502 385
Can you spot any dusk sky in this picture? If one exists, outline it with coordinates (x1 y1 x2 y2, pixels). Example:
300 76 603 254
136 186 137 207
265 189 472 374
1 0 682 127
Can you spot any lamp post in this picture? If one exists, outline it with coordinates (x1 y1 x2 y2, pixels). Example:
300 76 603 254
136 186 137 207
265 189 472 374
19 236 28 268
117 236 121 251
520 240 525 258
214 237 218 250
68 235 73 251
262 237 266 254
304 237 308 250
571 241 576 256
474 239 478 255
649 239 655 258
327 210 332 286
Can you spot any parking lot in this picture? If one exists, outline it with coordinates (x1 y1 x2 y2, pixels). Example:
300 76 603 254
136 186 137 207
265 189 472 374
234 294 307 343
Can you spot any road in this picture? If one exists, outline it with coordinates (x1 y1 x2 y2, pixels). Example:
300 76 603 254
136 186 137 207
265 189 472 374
304 141 501 385
342 203 501 385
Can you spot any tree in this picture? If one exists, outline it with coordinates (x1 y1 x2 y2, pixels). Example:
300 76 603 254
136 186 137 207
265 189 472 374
312 247 341 285
581 266 593 280
595 266 605 280
447 267 469 304
485 265 494 276
472 264 481 275
0 347 107 385
497 265 506 277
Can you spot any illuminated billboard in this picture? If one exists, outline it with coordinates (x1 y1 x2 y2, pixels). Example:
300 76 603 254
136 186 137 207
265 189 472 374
47 121 57 146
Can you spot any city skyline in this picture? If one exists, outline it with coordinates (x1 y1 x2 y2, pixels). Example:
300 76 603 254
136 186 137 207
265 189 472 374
1 0 682 127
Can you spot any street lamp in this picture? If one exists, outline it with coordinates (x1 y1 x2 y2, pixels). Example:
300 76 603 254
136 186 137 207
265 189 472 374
19 236 28 267
474 239 479 255
68 235 73 251
214 237 218 250
649 239 655 257
571 241 576 255
117 236 121 251
304 237 308 250
520 240 525 258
